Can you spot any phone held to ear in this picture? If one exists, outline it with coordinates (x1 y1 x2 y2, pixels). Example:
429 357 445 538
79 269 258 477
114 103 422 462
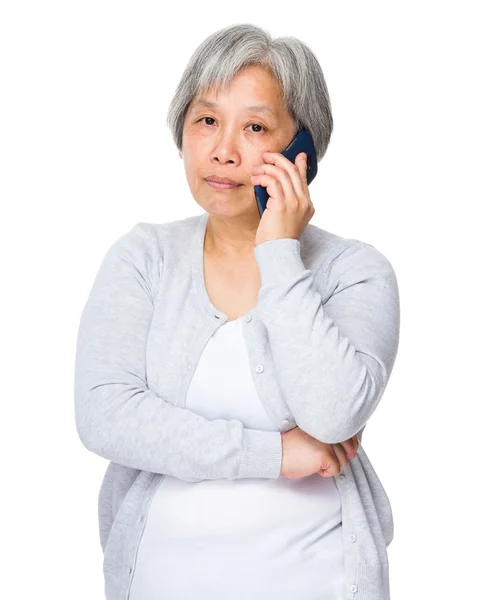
254 128 318 218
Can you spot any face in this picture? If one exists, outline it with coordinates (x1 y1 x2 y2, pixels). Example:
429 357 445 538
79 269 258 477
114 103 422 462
180 65 297 219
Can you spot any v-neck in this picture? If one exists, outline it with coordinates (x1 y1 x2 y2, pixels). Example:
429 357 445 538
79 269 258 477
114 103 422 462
191 212 259 325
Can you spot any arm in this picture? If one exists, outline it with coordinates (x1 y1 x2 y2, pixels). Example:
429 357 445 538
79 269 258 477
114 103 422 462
253 237 400 444
74 224 282 482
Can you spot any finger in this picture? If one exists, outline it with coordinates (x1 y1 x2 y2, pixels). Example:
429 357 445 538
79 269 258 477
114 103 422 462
317 448 342 478
344 435 360 458
250 172 286 207
252 165 297 210
295 152 312 209
332 443 350 470
350 435 359 455
354 435 360 452
263 151 307 202
340 438 356 459
297 152 309 186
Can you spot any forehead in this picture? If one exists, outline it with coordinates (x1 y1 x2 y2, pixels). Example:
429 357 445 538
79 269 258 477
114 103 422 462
189 66 286 116
190 98 278 117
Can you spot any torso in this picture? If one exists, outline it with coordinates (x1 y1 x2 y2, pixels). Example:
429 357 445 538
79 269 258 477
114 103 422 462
203 248 261 322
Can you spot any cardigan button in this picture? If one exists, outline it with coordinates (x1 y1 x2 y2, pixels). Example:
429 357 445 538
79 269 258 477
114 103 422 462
243 314 252 323
338 474 346 482
350 584 358 593
349 533 357 543
255 365 264 373
280 419 291 429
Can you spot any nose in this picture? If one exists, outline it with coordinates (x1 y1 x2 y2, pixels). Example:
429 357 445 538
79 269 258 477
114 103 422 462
210 132 240 165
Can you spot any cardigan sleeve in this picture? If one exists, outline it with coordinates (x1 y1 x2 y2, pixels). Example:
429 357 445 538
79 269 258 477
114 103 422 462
74 224 282 482
253 237 400 445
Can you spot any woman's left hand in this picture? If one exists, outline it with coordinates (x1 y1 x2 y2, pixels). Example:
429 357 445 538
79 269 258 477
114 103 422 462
251 151 315 247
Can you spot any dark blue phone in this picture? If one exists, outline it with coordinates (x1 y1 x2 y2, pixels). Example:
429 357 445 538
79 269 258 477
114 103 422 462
254 128 318 217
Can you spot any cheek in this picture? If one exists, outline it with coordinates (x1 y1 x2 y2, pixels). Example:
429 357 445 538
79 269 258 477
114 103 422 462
183 132 210 160
185 125 209 143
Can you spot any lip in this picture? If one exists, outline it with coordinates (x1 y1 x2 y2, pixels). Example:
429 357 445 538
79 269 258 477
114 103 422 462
205 175 242 185
205 178 242 189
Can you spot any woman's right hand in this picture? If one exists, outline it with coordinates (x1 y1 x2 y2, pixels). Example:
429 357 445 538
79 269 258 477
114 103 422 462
280 426 359 479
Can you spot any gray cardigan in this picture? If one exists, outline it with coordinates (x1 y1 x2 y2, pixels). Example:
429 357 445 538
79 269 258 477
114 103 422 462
74 211 400 600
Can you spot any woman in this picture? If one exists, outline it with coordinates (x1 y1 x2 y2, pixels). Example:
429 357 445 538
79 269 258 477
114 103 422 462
74 23 400 600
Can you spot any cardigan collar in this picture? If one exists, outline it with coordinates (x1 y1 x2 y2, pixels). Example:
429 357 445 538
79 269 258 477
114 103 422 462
192 212 260 325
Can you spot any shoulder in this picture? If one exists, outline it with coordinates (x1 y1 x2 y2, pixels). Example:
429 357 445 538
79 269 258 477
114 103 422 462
301 221 397 290
98 215 199 290
132 214 201 252
108 214 202 265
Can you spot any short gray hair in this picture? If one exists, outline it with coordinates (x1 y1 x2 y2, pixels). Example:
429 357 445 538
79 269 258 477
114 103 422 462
166 23 333 163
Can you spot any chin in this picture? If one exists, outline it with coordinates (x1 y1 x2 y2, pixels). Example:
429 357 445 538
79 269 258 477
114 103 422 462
195 186 257 215
208 201 259 220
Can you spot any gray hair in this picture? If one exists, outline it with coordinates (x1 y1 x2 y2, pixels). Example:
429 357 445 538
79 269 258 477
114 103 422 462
166 23 333 163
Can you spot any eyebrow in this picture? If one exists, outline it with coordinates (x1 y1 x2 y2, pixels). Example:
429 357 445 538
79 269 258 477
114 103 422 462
192 99 276 117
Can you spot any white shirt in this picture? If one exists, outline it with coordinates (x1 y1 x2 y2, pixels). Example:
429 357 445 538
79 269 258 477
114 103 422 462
129 316 344 600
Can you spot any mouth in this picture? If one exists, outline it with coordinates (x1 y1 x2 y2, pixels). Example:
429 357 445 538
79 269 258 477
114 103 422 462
205 179 243 190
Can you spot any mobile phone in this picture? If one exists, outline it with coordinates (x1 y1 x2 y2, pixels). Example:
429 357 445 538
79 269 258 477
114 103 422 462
254 128 318 217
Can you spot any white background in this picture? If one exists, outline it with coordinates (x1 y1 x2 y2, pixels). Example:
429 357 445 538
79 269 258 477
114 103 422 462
1 1 477 598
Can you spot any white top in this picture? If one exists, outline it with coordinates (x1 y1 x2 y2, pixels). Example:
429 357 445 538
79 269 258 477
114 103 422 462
129 317 344 600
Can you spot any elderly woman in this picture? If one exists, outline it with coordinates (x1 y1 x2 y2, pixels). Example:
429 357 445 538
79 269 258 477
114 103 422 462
74 23 400 600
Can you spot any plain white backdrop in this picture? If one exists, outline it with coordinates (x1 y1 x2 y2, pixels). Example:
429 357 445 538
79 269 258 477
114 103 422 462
1 1 477 598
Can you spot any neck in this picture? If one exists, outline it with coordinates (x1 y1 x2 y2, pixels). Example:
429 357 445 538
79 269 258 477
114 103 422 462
205 214 260 261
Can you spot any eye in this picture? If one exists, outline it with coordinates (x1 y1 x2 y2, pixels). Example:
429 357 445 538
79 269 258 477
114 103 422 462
246 123 266 133
198 117 266 133
199 117 216 126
